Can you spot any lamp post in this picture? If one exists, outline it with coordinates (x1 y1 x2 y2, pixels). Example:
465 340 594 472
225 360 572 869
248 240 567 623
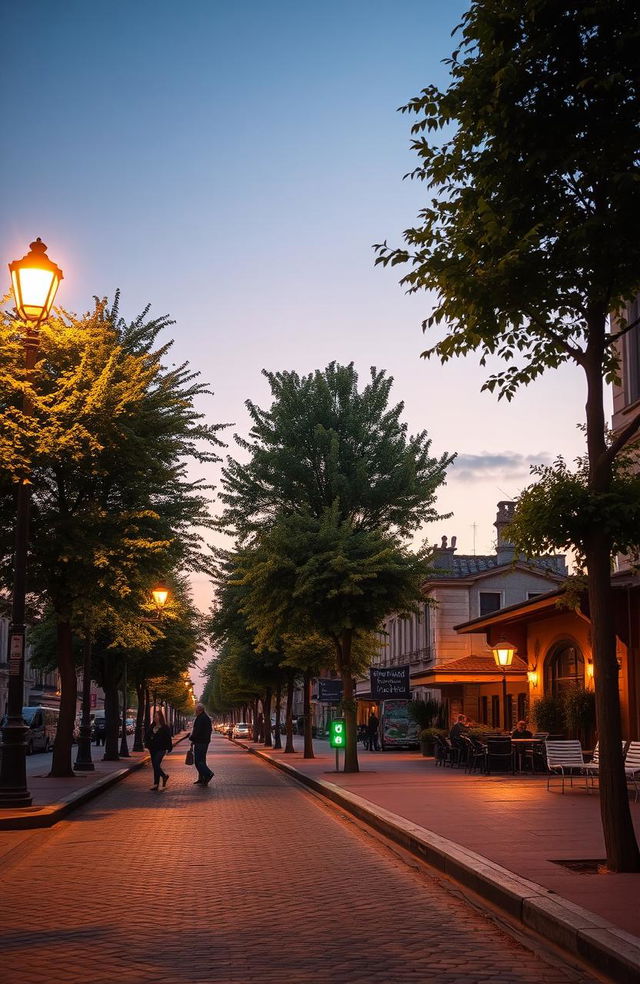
74 632 95 771
0 239 63 808
491 640 516 733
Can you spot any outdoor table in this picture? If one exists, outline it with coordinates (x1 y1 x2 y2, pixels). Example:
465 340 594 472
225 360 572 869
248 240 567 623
511 738 544 772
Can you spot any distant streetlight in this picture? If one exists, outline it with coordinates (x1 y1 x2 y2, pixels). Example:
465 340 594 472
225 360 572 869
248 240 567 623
130 585 171 752
0 239 63 808
491 640 516 732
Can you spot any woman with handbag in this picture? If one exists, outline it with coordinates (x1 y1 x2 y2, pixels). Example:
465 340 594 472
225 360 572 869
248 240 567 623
145 709 173 790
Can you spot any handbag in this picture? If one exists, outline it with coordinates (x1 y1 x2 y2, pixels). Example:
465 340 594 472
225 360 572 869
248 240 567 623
185 746 194 765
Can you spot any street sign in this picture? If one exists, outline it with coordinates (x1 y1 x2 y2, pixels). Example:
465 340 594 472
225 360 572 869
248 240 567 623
370 665 411 699
329 719 346 748
318 679 343 703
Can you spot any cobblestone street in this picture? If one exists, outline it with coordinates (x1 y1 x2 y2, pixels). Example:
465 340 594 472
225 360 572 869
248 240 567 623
1 739 598 984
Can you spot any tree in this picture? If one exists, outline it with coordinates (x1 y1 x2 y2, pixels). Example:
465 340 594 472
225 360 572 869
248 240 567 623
374 0 640 869
240 508 429 771
219 362 452 541
0 295 224 776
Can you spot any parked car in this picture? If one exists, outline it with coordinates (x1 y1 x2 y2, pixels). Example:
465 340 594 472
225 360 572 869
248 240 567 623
126 718 135 735
232 722 252 740
0 706 60 755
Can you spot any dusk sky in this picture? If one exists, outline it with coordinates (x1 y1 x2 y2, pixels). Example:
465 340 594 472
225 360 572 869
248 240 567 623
4 2 594 684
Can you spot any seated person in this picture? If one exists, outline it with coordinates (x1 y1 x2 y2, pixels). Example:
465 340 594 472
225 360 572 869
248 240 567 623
511 720 533 741
449 714 469 741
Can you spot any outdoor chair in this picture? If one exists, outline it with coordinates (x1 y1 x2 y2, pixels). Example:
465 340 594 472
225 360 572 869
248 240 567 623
461 734 488 774
624 741 640 802
545 740 589 793
523 733 549 772
434 735 449 767
486 737 513 774
451 736 468 769
583 741 628 790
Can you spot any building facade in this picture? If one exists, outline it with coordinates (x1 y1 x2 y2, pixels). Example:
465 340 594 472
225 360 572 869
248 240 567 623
357 502 567 728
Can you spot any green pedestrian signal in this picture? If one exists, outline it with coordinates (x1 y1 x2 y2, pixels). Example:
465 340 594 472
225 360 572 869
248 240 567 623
329 719 346 748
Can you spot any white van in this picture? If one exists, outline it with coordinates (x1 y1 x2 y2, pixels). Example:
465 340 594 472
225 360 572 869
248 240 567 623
21 706 59 754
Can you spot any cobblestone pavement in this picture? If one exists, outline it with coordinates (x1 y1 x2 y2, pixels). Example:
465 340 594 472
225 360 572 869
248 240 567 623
0 740 599 984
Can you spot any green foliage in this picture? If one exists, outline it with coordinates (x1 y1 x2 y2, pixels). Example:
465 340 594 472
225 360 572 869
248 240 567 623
219 362 453 541
532 695 564 735
508 455 640 562
561 687 597 739
375 0 640 403
239 507 429 660
408 697 443 730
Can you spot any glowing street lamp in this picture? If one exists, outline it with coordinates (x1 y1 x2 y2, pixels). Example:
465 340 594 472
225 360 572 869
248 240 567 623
9 238 63 323
151 585 169 611
491 640 517 732
0 240 63 808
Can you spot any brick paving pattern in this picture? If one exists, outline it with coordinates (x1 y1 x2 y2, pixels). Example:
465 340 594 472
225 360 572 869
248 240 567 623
0 740 597 984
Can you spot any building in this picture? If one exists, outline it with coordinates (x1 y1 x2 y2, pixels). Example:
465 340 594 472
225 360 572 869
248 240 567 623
357 502 567 728
612 295 640 573
455 575 639 741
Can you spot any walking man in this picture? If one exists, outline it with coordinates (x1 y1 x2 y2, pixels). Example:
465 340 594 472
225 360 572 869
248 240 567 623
368 710 380 752
188 703 214 786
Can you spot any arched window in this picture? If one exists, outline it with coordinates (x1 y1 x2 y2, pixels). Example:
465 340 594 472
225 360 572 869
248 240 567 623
545 641 584 696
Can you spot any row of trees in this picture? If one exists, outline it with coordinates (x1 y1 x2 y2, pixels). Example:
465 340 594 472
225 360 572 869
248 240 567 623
0 293 222 775
204 362 453 772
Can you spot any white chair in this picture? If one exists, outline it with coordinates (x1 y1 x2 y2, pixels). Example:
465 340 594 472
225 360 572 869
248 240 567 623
545 740 589 793
624 741 640 802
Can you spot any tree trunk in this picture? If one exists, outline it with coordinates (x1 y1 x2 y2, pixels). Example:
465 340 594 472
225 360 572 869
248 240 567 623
49 619 77 777
252 698 260 741
586 532 640 871
273 678 282 750
102 660 121 761
262 687 273 747
284 672 295 753
584 331 640 871
303 670 314 759
338 631 358 773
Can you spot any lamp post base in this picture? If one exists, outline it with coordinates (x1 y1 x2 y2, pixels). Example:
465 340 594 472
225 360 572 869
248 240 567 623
0 722 32 807
74 724 95 771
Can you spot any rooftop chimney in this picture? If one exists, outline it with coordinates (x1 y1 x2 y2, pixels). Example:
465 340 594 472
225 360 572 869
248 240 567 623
494 501 516 565
433 534 457 572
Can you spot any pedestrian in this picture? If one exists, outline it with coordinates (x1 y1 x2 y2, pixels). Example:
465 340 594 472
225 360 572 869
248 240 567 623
145 709 172 791
188 702 214 786
368 710 380 751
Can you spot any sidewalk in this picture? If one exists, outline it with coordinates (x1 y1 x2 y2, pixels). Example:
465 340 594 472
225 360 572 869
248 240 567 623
0 732 188 831
236 735 640 984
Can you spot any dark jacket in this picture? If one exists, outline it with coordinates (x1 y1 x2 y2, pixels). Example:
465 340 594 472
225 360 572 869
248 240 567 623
145 724 172 754
189 711 212 745
511 728 533 741
368 715 379 734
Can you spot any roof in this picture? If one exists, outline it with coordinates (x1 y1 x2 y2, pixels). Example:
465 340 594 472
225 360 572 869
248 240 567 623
454 587 567 633
428 554 566 581
435 654 528 675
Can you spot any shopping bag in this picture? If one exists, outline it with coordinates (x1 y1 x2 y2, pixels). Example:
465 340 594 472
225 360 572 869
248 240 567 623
185 746 194 765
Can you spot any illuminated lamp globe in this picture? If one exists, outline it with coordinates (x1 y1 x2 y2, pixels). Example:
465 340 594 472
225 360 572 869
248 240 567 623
9 238 63 323
151 585 169 610
491 640 517 668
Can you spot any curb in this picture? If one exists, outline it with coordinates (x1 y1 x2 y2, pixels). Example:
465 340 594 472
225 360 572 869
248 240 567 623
0 733 188 831
239 741 640 984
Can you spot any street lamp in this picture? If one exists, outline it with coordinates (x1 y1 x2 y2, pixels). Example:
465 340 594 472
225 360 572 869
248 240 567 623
130 584 171 752
491 639 516 733
0 239 63 808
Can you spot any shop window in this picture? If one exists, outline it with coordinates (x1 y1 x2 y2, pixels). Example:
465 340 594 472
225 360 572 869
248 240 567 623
480 592 501 616
517 693 527 721
544 641 584 696
623 297 640 405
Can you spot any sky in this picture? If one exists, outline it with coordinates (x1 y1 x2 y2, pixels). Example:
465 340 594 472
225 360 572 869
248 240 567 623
3 1 597 690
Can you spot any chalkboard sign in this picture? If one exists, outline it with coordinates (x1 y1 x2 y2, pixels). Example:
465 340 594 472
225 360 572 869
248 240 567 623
317 679 344 703
370 665 411 699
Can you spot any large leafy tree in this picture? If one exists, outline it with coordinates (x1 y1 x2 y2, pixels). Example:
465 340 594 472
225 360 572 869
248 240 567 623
219 362 452 541
374 0 640 869
0 295 224 776
219 363 451 770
